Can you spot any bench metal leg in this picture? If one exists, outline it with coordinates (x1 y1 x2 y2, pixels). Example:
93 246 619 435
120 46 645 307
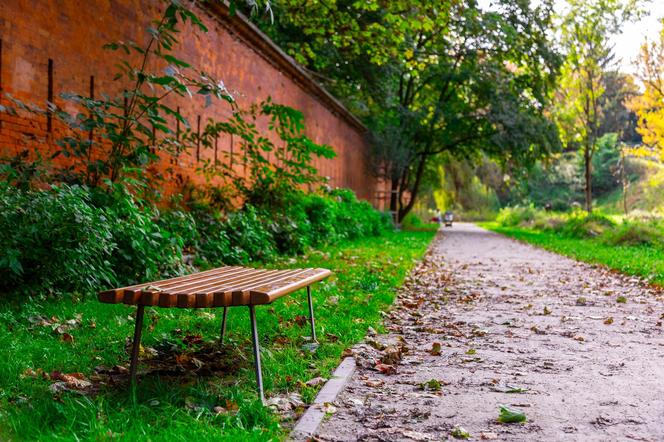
307 285 317 342
220 306 228 344
129 304 146 384
248 305 265 404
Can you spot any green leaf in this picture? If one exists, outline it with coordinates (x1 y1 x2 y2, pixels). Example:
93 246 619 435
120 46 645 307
497 405 527 423
451 426 471 439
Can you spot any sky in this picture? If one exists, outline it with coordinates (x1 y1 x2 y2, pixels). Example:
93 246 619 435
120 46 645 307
611 2 664 75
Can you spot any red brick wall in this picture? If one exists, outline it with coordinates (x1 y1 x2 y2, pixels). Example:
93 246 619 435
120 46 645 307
0 0 380 202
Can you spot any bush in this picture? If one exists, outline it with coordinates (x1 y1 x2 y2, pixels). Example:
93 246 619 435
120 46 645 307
602 221 664 248
0 184 388 297
100 187 187 284
223 205 278 264
496 206 537 227
301 193 339 244
401 213 424 229
0 184 116 296
560 212 615 238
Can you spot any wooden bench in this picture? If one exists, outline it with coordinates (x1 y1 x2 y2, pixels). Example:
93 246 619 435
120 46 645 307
98 265 332 403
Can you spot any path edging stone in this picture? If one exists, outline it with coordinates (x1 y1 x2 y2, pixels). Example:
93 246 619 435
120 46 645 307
289 357 356 441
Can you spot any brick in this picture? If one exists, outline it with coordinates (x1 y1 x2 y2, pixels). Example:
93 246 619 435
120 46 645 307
1 0 383 202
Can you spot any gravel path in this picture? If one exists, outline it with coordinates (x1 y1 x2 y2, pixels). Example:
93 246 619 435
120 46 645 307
316 223 664 441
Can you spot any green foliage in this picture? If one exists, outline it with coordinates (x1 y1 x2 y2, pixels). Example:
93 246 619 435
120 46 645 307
432 154 501 218
223 205 278 263
0 183 389 298
560 212 614 238
256 0 562 220
0 184 115 296
496 206 617 238
495 206 538 227
602 221 664 248
591 133 621 196
198 97 336 210
401 213 424 230
554 0 643 211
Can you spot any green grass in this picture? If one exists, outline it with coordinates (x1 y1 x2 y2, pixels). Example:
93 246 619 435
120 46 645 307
0 230 435 441
482 222 664 286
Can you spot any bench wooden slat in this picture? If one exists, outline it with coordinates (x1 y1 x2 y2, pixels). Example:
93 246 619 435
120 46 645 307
125 266 251 295
250 269 332 304
98 266 332 308
229 269 312 305
174 268 280 295
210 269 305 297
98 266 242 299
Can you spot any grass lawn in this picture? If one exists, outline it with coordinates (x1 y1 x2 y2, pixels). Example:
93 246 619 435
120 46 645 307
0 229 435 441
482 222 664 286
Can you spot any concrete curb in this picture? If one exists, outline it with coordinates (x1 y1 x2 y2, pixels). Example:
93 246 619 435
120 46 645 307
290 357 356 441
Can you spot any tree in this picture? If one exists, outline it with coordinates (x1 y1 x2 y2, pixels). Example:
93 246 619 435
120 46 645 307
628 18 664 161
555 0 641 212
600 71 640 143
253 0 561 221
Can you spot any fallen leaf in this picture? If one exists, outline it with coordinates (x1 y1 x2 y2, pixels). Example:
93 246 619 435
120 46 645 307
305 377 327 387
419 379 443 391
182 334 203 346
375 362 396 375
497 405 527 423
49 372 92 392
604 317 614 325
301 342 319 353
175 354 191 365
401 430 431 441
451 425 471 439
191 357 204 370
365 379 384 387
322 402 337 414
429 342 442 356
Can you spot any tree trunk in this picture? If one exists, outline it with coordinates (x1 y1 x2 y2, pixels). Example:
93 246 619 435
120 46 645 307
389 177 399 224
584 146 592 213
398 154 427 221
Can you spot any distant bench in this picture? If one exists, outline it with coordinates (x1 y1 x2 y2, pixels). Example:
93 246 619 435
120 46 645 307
98 266 332 403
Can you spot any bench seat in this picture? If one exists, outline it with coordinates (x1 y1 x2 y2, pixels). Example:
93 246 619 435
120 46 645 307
98 266 332 307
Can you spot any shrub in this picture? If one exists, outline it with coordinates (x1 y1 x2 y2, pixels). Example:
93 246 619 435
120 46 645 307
99 187 187 284
301 193 339 244
0 184 116 296
496 206 537 227
560 212 615 238
602 221 664 248
223 205 277 264
267 202 312 256
401 213 424 229
0 183 388 298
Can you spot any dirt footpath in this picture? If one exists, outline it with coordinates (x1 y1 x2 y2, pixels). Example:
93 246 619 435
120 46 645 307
316 223 664 441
